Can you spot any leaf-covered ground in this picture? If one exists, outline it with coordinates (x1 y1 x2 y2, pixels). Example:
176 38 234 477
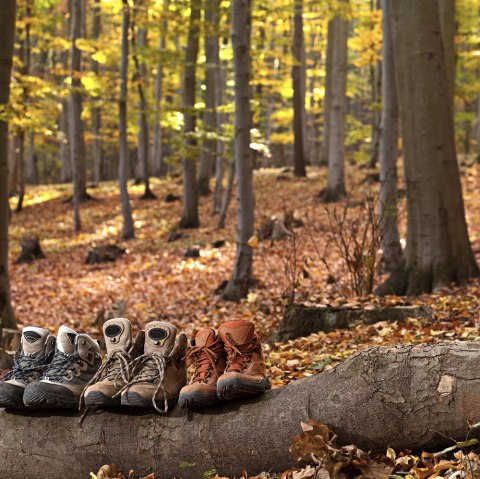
7 164 480 478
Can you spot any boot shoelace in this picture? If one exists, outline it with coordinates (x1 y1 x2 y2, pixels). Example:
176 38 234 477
224 333 255 372
43 352 84 381
3 350 54 383
79 350 131 409
186 339 222 383
116 352 169 414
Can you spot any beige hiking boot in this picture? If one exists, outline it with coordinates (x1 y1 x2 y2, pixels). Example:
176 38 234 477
178 328 226 408
120 321 187 412
82 318 144 407
217 320 270 401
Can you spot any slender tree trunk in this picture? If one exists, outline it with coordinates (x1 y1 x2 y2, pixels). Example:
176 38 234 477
368 59 382 168
0 0 17 330
320 3 349 202
378 0 403 273
198 0 220 196
26 131 37 184
179 0 201 229
292 0 307 177
222 0 254 301
91 0 102 185
152 0 169 177
133 0 155 199
69 0 85 232
438 0 456 109
319 20 334 166
217 158 235 229
119 0 135 240
14 133 25 213
380 0 479 295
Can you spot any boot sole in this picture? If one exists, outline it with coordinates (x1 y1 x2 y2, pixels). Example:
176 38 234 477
84 391 121 407
217 377 271 401
121 391 176 411
0 391 26 410
23 387 79 409
178 391 220 409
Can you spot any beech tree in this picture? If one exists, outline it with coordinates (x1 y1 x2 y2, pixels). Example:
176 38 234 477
179 0 201 229
119 0 135 240
222 0 254 301
383 0 479 294
378 0 402 273
292 0 307 177
91 0 102 184
320 0 349 202
0 0 17 330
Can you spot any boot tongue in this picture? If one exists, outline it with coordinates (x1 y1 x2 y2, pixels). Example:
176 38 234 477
103 318 132 354
218 320 254 345
56 326 78 355
21 327 51 356
195 328 216 348
144 321 177 355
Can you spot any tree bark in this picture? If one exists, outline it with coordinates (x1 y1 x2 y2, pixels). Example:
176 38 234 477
383 0 479 295
3 342 480 478
320 3 348 202
151 0 169 177
0 0 17 330
378 0 403 273
133 0 154 200
91 0 102 185
292 0 307 177
69 0 87 232
437 0 456 109
217 158 235 229
119 0 135 240
179 0 201 229
222 0 254 301
198 0 219 196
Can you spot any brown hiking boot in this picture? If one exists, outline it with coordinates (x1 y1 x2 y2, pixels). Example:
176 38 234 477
178 328 226 408
82 318 144 407
217 320 270 401
120 321 187 412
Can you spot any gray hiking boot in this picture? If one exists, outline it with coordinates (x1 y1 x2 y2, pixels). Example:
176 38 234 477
82 318 144 407
0 327 56 409
23 326 102 409
120 321 187 412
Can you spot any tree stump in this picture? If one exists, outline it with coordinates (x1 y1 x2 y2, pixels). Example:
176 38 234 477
85 245 126 265
274 304 434 341
15 235 45 264
1 328 21 351
0 342 480 479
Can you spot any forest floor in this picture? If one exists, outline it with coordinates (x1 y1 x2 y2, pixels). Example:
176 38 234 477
7 163 480 479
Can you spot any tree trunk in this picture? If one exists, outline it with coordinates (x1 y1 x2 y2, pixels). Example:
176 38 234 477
60 99 71 183
368 58 382 168
319 19 334 166
378 0 403 273
91 0 102 185
151 0 169 177
3 342 480 478
69 0 87 232
320 3 348 202
221 0 254 301
133 0 154 200
382 0 478 295
26 132 37 184
179 0 201 229
292 0 307 177
438 0 456 109
0 0 17 330
198 0 219 196
119 0 135 240
217 158 235 229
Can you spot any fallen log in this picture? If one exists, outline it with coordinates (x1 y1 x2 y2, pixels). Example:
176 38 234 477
1 341 480 479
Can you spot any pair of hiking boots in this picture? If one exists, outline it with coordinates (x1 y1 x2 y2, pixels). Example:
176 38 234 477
0 325 102 409
0 318 269 412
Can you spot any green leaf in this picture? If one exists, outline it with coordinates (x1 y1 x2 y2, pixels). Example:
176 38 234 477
179 461 196 468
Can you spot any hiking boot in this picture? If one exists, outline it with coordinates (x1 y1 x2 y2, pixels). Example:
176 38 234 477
23 326 102 409
0 327 56 409
120 321 187 412
178 328 226 408
217 320 270 401
82 318 144 407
